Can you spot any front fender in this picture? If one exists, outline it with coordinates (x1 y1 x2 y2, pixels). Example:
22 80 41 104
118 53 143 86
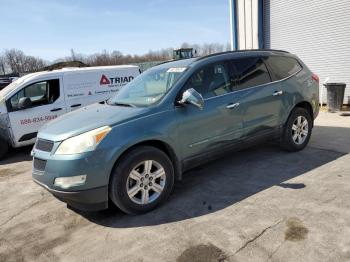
98 109 181 181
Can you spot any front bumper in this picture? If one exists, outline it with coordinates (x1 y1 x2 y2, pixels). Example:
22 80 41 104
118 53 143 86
31 145 118 211
33 179 108 211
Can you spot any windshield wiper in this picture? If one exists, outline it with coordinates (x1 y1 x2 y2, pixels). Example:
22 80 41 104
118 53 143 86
108 101 135 108
115 102 133 107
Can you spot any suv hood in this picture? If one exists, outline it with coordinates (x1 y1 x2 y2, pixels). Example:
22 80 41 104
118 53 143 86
38 103 149 142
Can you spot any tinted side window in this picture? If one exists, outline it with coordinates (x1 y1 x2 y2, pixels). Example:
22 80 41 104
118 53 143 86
264 56 302 81
183 62 232 99
231 57 271 91
9 79 60 110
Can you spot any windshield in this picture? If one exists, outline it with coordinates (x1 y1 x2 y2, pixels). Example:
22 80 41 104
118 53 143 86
107 65 188 107
0 78 23 102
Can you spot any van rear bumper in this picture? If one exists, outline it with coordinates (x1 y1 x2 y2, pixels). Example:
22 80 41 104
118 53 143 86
33 178 108 211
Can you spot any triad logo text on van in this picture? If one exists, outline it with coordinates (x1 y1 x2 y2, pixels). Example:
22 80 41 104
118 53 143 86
100 75 111 85
100 74 134 86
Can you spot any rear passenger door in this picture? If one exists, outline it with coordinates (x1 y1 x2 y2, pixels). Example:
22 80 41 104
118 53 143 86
263 55 304 124
230 56 284 139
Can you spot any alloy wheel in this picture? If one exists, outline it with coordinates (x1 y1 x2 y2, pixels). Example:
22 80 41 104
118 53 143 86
126 160 166 205
291 115 309 145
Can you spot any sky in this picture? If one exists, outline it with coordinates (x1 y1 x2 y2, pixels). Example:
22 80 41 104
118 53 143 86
0 0 230 61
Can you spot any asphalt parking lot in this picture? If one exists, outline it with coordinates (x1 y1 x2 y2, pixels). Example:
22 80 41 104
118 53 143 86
0 111 349 262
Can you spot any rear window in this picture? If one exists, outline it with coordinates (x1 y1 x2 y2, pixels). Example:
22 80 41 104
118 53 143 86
265 56 302 81
231 57 271 91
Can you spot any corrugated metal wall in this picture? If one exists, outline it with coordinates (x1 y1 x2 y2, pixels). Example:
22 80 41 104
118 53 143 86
264 0 350 104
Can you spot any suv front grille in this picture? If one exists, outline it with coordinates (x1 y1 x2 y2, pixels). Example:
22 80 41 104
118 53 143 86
35 139 54 152
33 158 47 172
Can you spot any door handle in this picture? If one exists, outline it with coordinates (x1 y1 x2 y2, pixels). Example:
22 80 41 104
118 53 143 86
273 90 283 96
70 104 81 108
226 102 240 109
50 108 62 112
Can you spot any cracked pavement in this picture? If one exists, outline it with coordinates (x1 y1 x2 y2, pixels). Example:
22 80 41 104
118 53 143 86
0 111 350 262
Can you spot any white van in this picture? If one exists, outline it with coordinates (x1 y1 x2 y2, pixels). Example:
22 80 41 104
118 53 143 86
0 65 140 159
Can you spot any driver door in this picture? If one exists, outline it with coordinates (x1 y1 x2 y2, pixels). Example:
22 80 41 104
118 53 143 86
176 61 243 168
7 78 66 147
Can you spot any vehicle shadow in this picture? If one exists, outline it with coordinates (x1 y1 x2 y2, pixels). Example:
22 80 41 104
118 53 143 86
0 146 32 165
76 125 349 228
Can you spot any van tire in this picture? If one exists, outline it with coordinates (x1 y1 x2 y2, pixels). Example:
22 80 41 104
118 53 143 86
0 139 9 160
281 107 312 152
109 146 174 215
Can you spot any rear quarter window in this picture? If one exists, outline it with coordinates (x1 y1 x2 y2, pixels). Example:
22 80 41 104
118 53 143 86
231 57 271 91
264 56 302 81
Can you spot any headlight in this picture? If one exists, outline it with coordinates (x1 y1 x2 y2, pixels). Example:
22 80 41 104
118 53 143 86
55 126 111 155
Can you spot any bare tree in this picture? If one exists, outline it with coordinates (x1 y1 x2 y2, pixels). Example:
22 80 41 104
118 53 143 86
24 56 46 72
0 55 7 75
3 49 46 73
70 48 76 61
0 42 230 74
4 49 25 73
70 49 85 62
53 43 229 67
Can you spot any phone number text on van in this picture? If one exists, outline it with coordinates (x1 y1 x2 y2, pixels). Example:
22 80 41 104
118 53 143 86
20 115 58 125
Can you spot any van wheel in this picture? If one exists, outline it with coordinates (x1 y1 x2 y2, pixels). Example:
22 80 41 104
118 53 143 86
0 139 9 160
109 146 174 214
281 107 312 152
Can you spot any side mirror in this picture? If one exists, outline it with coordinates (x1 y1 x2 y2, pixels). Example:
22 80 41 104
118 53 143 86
178 88 204 110
18 97 32 109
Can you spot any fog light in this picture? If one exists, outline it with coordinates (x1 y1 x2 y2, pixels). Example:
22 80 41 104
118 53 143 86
54 175 86 189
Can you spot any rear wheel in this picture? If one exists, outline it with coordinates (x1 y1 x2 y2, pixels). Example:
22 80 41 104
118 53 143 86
0 138 9 160
109 146 174 214
281 107 312 152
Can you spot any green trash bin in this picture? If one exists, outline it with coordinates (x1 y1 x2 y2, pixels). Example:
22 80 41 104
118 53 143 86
324 83 346 112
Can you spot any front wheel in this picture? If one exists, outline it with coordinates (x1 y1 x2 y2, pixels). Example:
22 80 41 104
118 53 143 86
109 146 174 214
281 107 312 152
0 138 9 160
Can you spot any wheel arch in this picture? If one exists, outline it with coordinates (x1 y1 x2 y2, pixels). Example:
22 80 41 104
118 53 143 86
287 101 314 128
110 139 182 182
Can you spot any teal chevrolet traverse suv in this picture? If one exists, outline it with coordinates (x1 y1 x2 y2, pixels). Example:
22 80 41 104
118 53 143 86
32 50 319 214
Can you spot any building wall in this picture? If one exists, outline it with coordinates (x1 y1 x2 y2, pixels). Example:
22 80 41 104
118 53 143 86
237 0 260 49
264 0 350 104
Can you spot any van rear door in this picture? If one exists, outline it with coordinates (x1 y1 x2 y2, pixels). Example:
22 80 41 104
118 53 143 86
6 77 67 147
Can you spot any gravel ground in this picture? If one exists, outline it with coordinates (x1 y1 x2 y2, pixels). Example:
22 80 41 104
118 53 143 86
0 111 349 262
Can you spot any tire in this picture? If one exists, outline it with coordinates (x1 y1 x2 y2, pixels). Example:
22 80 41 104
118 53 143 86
0 138 9 160
281 107 312 152
109 146 175 214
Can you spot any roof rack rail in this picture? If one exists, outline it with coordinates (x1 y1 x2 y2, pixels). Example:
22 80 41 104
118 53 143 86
197 49 290 61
